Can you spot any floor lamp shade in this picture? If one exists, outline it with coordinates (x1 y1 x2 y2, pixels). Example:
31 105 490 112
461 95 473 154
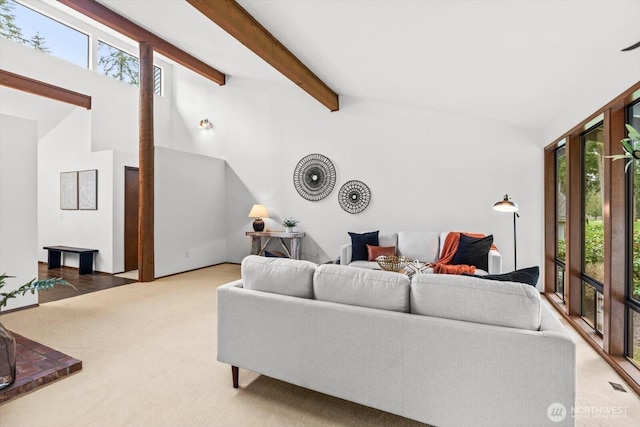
248 204 269 232
493 194 519 269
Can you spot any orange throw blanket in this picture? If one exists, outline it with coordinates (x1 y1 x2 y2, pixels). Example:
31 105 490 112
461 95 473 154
432 232 497 275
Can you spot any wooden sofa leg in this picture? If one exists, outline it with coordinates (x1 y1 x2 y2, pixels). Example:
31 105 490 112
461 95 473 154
232 365 239 388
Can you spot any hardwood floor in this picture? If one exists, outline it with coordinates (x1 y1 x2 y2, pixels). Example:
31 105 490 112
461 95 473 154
38 263 137 304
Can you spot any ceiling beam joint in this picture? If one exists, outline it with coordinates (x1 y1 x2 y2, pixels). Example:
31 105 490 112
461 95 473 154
187 0 339 111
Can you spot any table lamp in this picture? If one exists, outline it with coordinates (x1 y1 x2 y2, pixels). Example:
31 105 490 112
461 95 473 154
248 204 269 232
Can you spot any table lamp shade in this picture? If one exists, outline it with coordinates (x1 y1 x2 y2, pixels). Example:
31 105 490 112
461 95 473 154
248 204 269 232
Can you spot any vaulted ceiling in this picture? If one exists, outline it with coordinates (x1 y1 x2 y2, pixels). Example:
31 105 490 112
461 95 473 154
96 0 639 131
7 1 640 134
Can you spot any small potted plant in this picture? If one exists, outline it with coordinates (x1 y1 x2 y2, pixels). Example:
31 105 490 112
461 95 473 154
282 217 299 233
0 273 76 390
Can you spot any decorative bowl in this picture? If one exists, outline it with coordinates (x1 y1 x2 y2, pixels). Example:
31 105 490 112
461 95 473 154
376 255 410 272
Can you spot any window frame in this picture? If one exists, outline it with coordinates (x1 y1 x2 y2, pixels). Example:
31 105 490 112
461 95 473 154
580 122 605 334
625 99 640 365
543 82 640 396
554 143 567 300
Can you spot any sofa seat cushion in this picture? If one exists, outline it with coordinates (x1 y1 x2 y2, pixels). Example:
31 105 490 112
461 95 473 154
397 231 440 263
410 273 541 330
314 264 410 312
241 255 316 298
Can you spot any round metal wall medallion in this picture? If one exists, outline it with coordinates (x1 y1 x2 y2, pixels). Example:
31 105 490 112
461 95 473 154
293 153 336 201
338 180 371 214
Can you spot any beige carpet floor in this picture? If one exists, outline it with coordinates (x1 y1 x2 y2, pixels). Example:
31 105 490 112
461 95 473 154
0 263 638 426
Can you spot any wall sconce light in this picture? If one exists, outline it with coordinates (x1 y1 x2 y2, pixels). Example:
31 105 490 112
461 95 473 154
199 119 212 129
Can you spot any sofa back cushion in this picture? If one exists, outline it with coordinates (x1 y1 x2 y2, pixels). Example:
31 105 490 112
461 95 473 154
410 273 542 330
397 231 440 263
314 264 410 312
241 255 316 299
378 233 398 248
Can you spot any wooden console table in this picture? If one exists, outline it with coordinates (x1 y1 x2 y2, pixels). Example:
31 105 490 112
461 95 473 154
246 231 306 260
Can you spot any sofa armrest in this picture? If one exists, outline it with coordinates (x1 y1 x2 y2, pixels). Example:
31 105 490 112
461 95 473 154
340 244 353 265
488 249 501 274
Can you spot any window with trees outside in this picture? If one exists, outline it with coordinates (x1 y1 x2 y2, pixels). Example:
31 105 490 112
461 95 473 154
1 1 163 96
545 82 640 395
582 122 605 334
97 40 163 96
0 0 88 68
627 100 640 367
555 143 567 300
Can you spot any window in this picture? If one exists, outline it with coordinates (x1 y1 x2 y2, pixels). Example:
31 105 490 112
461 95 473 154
544 82 640 394
555 144 567 299
0 0 88 68
581 123 605 333
97 40 162 96
626 100 640 366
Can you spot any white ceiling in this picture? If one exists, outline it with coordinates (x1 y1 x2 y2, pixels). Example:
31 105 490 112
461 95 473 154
45 0 640 131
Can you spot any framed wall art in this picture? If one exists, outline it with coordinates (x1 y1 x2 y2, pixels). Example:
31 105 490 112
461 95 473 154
78 169 98 210
60 171 78 210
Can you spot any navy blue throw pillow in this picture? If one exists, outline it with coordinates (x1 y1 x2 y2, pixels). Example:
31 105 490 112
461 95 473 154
474 266 540 287
348 231 379 261
452 234 493 271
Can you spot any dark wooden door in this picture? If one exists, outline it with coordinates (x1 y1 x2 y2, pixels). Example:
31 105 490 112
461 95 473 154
124 167 139 272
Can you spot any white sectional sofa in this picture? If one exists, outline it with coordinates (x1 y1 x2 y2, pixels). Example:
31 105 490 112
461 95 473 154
217 256 576 427
340 231 502 274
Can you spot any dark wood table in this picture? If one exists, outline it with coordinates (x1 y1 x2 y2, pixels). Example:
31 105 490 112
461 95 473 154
43 246 98 274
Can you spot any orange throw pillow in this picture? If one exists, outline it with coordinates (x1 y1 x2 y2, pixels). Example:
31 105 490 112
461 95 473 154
367 245 396 261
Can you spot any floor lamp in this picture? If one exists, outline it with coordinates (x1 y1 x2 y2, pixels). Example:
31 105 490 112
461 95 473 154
493 194 519 270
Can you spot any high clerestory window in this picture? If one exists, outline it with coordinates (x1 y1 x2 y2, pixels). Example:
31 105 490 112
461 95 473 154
0 0 89 67
97 41 163 96
1 0 163 96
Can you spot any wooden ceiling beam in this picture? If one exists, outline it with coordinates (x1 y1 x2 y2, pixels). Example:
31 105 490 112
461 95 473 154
57 0 225 85
0 69 91 109
187 0 339 111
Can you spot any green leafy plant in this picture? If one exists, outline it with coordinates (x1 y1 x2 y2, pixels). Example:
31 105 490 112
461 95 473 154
607 124 640 172
0 273 76 310
281 217 299 228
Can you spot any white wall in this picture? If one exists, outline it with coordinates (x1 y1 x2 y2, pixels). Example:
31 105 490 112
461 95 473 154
0 114 38 310
37 108 114 272
168 67 542 272
154 147 227 278
11 0 637 297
